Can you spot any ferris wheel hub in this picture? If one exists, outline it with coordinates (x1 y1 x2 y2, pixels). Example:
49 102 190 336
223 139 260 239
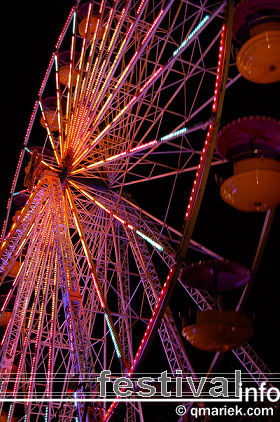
69 176 109 191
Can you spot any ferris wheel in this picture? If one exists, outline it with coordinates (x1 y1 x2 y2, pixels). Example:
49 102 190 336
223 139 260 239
0 0 279 421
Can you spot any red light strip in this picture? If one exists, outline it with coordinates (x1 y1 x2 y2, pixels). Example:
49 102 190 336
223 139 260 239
23 101 39 147
103 20 228 422
54 55 64 160
212 25 225 112
141 9 164 46
38 53 56 97
67 3 95 147
55 6 75 49
64 10 78 157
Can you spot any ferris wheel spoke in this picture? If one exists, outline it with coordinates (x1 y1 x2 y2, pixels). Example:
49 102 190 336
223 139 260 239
115 156 224 187
118 191 225 260
39 99 62 167
54 55 66 161
71 2 173 164
71 2 132 146
69 181 166 254
66 186 128 369
68 179 224 264
68 2 115 152
71 4 222 171
69 117 216 179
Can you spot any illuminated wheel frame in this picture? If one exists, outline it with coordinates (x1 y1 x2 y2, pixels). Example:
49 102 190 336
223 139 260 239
0 1 274 421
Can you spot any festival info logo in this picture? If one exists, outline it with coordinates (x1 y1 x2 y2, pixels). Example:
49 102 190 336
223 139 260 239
1 370 278 418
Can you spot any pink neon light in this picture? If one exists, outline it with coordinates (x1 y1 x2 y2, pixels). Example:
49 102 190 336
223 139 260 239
72 139 158 174
39 53 55 96
13 336 28 395
55 58 63 140
0 290 12 313
55 6 75 48
0 317 11 346
88 263 105 308
84 2 93 37
106 151 127 161
136 0 146 15
130 139 157 152
141 10 164 46
39 105 61 165
139 66 163 94
122 50 138 78
23 101 38 146
98 0 105 14
113 215 126 225
212 25 225 113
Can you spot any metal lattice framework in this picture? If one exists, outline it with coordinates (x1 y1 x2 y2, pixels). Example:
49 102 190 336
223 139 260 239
0 1 276 421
